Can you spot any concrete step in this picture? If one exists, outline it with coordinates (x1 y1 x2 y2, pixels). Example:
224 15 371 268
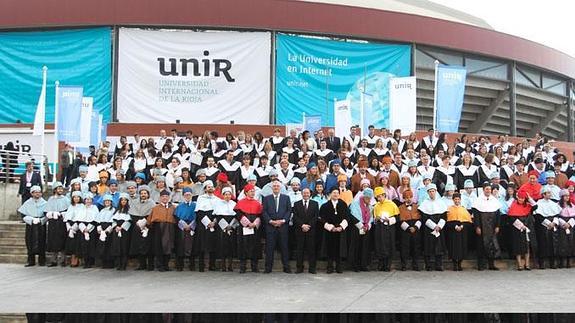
0 222 26 231
0 237 26 246
0 314 27 323
0 245 28 253
0 254 27 264
0 230 25 239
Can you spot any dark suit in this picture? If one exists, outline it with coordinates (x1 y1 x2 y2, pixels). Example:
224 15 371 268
292 199 319 272
59 150 74 186
262 193 292 272
18 171 42 204
325 136 341 153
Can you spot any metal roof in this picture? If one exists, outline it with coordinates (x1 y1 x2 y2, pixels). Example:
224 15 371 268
298 0 493 29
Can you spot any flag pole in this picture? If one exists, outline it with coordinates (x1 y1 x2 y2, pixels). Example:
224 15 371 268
54 80 60 182
40 66 47 186
433 60 439 133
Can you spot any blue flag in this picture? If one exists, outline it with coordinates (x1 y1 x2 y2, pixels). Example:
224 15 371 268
304 115 322 134
56 86 83 142
435 65 466 132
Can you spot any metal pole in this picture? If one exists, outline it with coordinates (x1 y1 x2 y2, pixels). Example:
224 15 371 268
567 80 574 142
509 61 517 137
54 80 60 182
432 60 439 132
270 31 276 125
40 66 47 186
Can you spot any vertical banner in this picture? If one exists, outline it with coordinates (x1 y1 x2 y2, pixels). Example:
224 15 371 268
389 76 417 133
89 111 101 147
69 97 92 148
56 86 83 142
435 65 467 132
117 28 271 124
0 28 112 123
303 115 322 134
276 33 411 127
334 99 352 139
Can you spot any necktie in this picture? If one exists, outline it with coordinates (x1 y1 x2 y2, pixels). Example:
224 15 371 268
304 200 308 212
275 195 279 213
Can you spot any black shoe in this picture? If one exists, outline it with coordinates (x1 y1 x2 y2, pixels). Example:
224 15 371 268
240 268 246 274
360 267 369 272
208 266 216 271
47 262 57 267
227 265 233 272
283 268 292 274
458 263 463 271
435 267 443 272
401 263 407 271
158 267 166 272
426 266 433 271
199 267 205 272
176 267 183 272
309 269 317 274
24 263 35 267
296 269 304 274
354 268 360 273
264 269 272 274
252 267 259 273
326 267 334 274
38 262 46 267
336 267 343 274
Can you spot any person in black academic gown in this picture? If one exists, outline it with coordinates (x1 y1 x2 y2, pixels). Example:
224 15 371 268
18 185 47 267
109 194 131 270
418 183 448 271
472 183 502 270
445 193 472 271
319 188 350 274
44 182 70 267
292 188 319 274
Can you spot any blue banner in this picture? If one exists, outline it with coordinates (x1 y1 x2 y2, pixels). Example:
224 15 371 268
304 115 322 134
90 111 100 146
276 34 411 127
57 86 83 142
0 28 112 123
435 65 467 132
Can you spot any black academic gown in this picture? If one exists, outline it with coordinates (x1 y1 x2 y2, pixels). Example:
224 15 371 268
319 200 349 260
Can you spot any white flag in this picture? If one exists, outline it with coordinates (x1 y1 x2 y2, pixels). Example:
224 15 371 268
32 66 47 136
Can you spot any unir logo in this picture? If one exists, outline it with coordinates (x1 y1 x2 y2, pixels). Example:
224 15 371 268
157 51 235 82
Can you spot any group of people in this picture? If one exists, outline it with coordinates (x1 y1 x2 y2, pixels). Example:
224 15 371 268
17 125 575 273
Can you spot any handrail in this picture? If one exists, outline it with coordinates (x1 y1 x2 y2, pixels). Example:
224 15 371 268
0 149 50 186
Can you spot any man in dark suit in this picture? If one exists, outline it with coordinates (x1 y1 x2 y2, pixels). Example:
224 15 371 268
292 188 319 274
262 180 292 273
18 161 42 204
325 128 341 153
59 144 74 186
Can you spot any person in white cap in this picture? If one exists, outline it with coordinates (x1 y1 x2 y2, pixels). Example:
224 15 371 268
45 181 70 267
18 185 47 267
418 183 448 271
95 194 115 268
213 186 238 272
472 182 503 271
534 185 562 269
75 192 99 269
195 180 219 271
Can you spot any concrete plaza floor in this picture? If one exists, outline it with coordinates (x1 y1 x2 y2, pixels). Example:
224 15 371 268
0 263 573 313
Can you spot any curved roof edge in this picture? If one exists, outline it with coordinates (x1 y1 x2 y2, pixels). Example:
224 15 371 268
0 0 573 79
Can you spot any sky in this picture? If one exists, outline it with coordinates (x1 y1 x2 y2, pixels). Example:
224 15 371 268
430 0 574 58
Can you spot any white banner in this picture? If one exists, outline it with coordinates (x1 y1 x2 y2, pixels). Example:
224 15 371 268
69 97 93 148
334 99 352 139
117 28 271 124
389 77 417 134
0 129 57 165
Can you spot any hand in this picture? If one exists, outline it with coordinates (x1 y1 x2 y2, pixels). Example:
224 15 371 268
208 222 216 229
408 227 416 234
475 227 482 235
494 227 500 234
564 223 571 230
434 226 441 232
455 226 462 232
115 227 121 233
249 223 256 229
